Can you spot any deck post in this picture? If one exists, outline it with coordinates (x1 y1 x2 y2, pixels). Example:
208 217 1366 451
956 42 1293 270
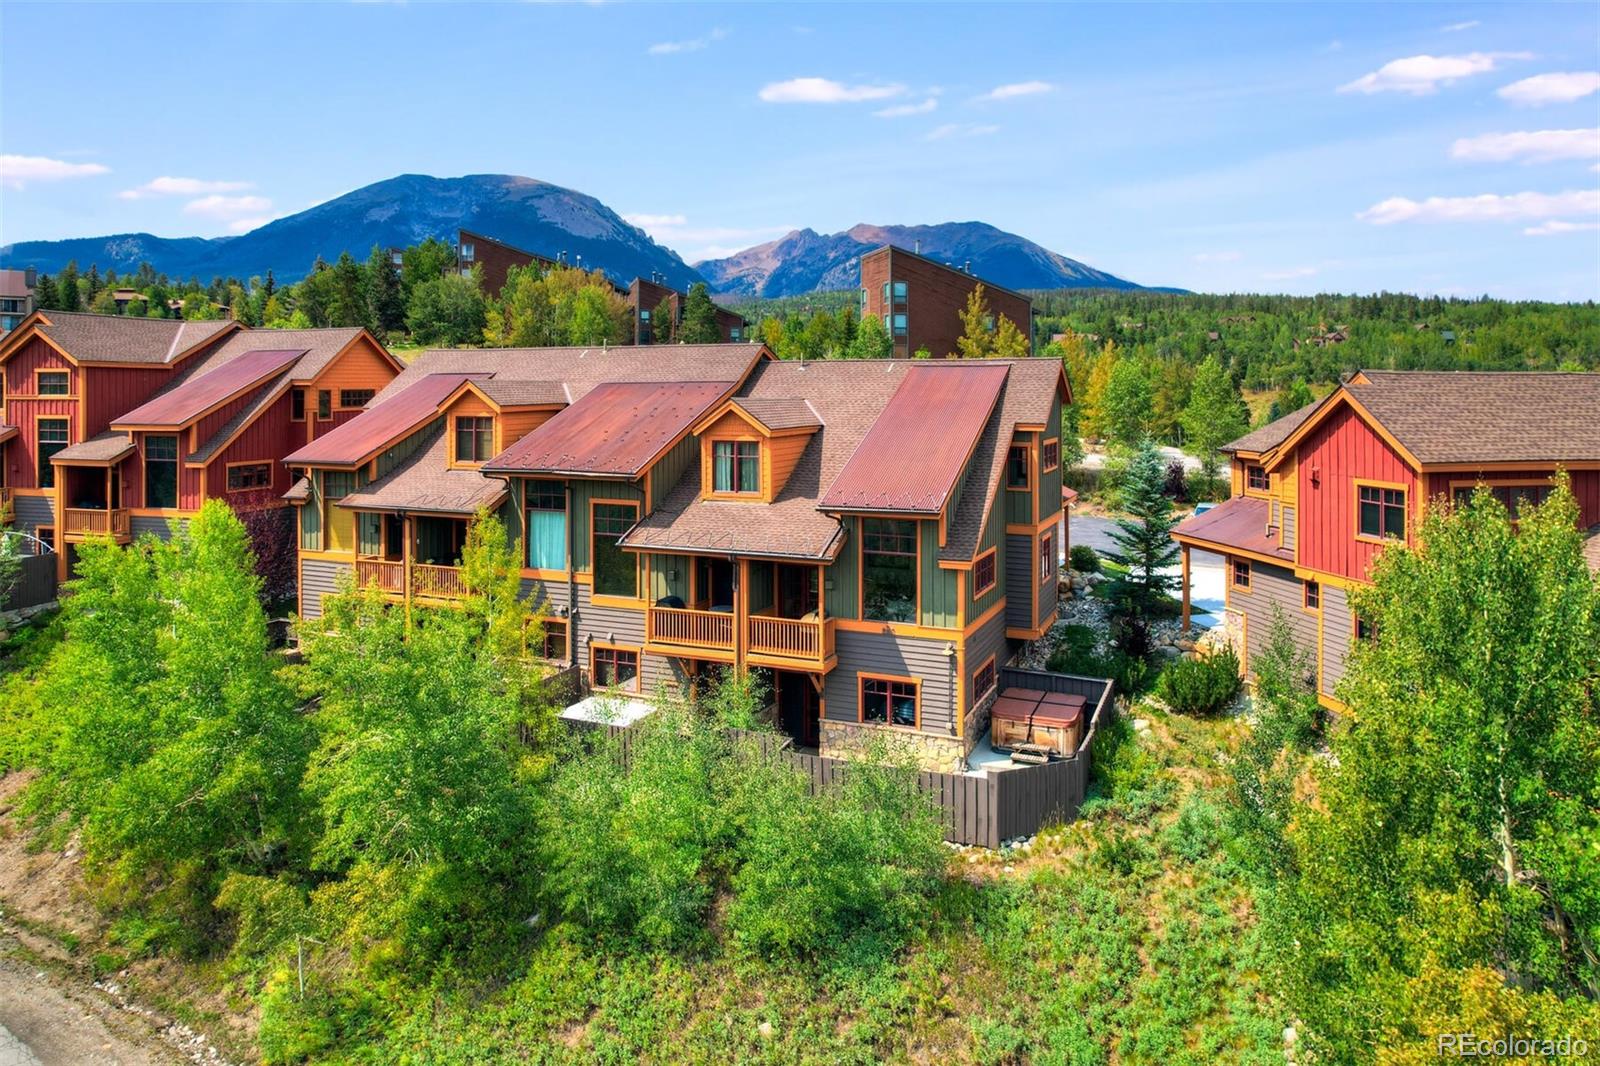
735 557 749 672
402 514 413 633
1180 544 1191 631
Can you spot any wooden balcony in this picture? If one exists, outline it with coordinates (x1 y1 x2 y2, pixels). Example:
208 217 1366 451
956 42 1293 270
645 605 736 657
351 559 468 603
62 507 131 543
747 614 836 672
0 487 12 526
354 558 406 594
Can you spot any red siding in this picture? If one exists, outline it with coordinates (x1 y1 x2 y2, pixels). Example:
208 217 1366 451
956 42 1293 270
205 392 296 502
1425 468 1600 529
4 336 76 391
84 365 173 435
4 399 78 489
1296 402 1419 581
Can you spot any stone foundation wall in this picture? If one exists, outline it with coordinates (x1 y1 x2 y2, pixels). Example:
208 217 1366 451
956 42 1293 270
820 719 965 774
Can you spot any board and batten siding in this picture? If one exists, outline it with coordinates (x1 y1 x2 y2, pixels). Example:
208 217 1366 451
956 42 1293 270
299 557 352 619
1228 559 1316 678
1035 529 1057 627
824 520 858 619
569 478 644 573
966 488 1006 620
919 519 959 629
825 629 958 736
648 435 695 513
1004 533 1033 630
1320 583 1352 698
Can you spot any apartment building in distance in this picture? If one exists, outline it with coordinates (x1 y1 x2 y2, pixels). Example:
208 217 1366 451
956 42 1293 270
0 310 400 578
627 274 746 344
286 342 1069 771
0 269 37 335
456 228 563 297
1173 370 1600 711
859 245 1034 359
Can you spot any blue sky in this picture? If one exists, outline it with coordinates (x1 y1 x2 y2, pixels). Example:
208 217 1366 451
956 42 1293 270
2 2 1597 299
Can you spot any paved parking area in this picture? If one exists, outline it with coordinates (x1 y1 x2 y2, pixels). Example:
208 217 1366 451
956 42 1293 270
0 1023 42 1066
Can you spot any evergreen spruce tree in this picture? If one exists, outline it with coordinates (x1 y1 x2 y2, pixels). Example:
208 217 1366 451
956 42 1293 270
57 261 81 311
32 273 59 311
364 245 405 339
1103 437 1181 653
678 282 721 343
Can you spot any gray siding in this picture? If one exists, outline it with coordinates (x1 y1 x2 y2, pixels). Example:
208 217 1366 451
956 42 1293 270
964 606 1011 746
299 557 351 619
1321 583 1352 697
1036 534 1057 627
568 580 683 695
1281 504 1296 555
1228 559 1316 679
824 629 958 736
519 575 571 613
13 494 53 534
131 515 183 541
1005 533 1033 630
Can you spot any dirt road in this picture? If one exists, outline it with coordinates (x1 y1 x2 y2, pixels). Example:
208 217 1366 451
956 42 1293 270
0 955 176 1066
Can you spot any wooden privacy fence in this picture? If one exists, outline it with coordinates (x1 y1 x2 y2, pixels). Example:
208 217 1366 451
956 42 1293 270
561 668 1114 849
3 553 58 613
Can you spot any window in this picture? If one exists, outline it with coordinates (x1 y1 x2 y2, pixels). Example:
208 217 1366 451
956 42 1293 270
37 418 68 488
712 440 760 494
973 549 997 597
37 371 69 396
1007 445 1030 489
639 308 651 322
891 280 907 302
1041 438 1060 473
891 313 907 337
862 518 917 622
35 526 56 554
1355 615 1376 642
860 288 869 313
982 314 995 334
592 645 639 690
1246 465 1268 491
592 502 639 598
1358 485 1406 540
973 657 997 705
454 416 494 464
145 435 179 508
525 479 567 570
339 389 374 409
1303 579 1320 611
317 390 332 420
1231 559 1251 589
531 617 568 661
460 242 475 261
227 463 272 492
881 282 890 305
1452 483 1551 520
729 327 741 341
290 388 306 421
1040 530 1055 581
861 676 918 728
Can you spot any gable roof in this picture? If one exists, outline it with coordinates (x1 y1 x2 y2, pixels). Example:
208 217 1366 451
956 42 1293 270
820 363 1009 514
1173 495 1295 564
727 397 821 433
0 310 236 365
112 348 305 429
284 373 481 467
338 428 509 516
1224 400 1321 456
484 381 735 477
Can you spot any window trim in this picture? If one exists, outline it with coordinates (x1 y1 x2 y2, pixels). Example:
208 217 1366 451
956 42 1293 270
452 414 496 467
1302 579 1320 612
1006 444 1031 491
1354 614 1376 643
590 642 641 693
858 672 921 730
1354 479 1408 544
290 388 306 422
972 547 997 598
972 655 998 708
1041 437 1060 474
1245 464 1269 493
338 388 375 410
523 478 568 573
527 616 568 662
1447 478 1553 521
1230 558 1251 590
859 517 919 624
36 416 69 489
709 438 761 496
34 369 71 397
225 461 273 493
1039 529 1054 582
317 390 332 421
590 498 641 604
143 434 181 510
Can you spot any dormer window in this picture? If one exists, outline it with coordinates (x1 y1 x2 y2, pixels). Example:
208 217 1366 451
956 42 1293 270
454 415 494 464
1246 465 1268 492
712 440 759 494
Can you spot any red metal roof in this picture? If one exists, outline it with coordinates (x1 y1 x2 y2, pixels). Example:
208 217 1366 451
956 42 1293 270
112 348 305 428
284 373 482 467
1172 496 1295 563
819 363 1008 514
485 380 733 477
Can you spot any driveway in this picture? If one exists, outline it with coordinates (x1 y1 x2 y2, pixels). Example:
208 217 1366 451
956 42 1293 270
1066 513 1224 629
1079 444 1205 473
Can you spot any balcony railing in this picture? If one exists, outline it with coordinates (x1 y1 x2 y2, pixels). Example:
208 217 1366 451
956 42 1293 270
354 558 406 594
63 507 130 540
747 615 831 662
352 559 468 602
646 605 735 652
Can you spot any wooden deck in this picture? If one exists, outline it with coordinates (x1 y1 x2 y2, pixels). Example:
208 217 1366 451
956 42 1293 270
352 558 469 602
62 507 131 543
644 605 837 671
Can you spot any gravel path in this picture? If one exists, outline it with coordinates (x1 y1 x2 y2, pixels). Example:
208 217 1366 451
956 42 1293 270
0 956 174 1066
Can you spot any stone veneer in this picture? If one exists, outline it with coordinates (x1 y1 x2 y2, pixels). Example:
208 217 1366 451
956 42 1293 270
820 719 966 774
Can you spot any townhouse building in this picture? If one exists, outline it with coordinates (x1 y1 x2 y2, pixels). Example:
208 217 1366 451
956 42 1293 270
1173 370 1600 711
0 269 36 335
0 310 400 578
859 245 1034 359
625 275 746 344
286 342 1069 770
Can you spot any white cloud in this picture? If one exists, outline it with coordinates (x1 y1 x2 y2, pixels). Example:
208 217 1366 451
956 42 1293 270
1442 19 1481 32
1338 51 1531 95
925 123 1000 141
758 77 905 104
624 213 688 227
183 194 273 219
1451 128 1600 163
874 98 938 118
118 175 253 200
1262 266 1318 280
227 217 273 234
647 27 726 55
1357 188 1600 224
623 215 795 260
0 153 109 188
978 80 1054 101
1497 71 1600 106
1523 219 1600 236
1193 251 1242 263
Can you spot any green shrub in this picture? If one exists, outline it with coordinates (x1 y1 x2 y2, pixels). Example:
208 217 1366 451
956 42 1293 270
1069 544 1101 573
1156 647 1242 716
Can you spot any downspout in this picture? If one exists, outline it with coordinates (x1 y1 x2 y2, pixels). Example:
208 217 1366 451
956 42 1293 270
566 482 577 669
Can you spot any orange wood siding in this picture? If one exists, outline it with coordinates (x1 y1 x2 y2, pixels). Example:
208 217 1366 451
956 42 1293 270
765 432 811 498
500 408 557 447
1296 403 1418 582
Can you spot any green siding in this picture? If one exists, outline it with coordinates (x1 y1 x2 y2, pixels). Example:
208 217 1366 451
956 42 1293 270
646 553 689 603
747 560 775 614
1041 393 1064 520
1004 432 1034 525
649 435 696 512
967 482 1006 617
569 478 644 573
357 513 382 556
299 497 320 550
918 519 960 629
375 418 443 479
824 519 858 619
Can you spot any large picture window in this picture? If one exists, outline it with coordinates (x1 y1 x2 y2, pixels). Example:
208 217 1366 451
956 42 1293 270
525 479 567 570
861 676 918 728
592 645 639 690
144 435 179 508
454 416 494 464
37 418 68 488
1358 485 1406 540
593 501 639 598
226 462 271 492
1452 483 1550 520
862 518 917 623
712 440 759 494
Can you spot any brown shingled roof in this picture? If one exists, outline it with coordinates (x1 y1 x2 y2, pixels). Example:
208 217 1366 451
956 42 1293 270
1345 371 1600 465
729 397 821 432
52 431 136 464
1223 399 1321 455
11 310 235 364
475 379 569 407
339 429 508 515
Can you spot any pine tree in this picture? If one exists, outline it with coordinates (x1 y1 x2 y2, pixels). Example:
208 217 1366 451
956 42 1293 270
33 273 59 311
678 282 721 343
1103 437 1181 654
57 261 81 311
364 245 405 339
652 296 676 345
